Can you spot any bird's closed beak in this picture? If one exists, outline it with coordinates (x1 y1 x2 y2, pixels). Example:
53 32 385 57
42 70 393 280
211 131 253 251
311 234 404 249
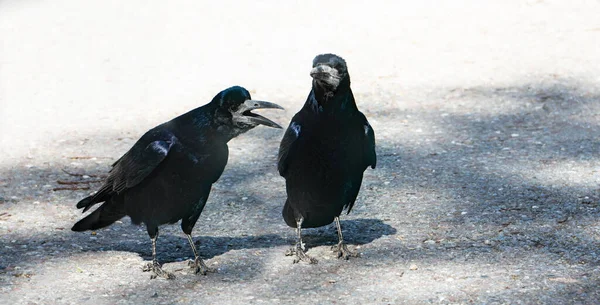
239 100 284 129
310 65 339 80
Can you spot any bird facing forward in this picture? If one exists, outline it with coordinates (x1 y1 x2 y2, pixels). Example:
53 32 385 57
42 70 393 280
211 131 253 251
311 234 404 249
278 54 377 264
72 86 283 279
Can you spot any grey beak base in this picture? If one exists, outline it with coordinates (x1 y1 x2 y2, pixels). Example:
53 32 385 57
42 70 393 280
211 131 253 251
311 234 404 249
310 65 337 79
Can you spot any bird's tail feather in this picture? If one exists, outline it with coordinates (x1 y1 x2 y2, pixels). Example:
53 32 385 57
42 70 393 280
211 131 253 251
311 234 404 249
76 185 112 212
71 201 125 232
76 196 94 210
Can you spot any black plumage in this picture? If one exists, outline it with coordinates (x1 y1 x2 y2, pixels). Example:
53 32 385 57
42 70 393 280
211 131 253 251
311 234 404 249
72 86 283 279
278 54 376 263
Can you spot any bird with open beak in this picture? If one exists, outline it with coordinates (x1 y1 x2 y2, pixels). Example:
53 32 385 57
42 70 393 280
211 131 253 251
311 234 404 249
72 86 283 279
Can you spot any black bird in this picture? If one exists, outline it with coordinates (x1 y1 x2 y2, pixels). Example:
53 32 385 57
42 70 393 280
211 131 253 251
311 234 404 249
278 54 376 264
72 86 283 279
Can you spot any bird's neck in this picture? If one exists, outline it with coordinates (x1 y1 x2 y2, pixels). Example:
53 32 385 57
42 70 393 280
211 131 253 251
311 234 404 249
308 84 356 115
167 104 226 144
176 104 214 130
215 124 251 143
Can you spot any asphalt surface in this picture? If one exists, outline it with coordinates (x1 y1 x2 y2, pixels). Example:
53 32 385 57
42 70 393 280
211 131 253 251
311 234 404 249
1 1 599 304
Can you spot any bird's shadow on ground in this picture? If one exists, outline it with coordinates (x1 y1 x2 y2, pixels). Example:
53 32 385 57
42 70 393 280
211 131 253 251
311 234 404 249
299 218 397 250
81 218 396 263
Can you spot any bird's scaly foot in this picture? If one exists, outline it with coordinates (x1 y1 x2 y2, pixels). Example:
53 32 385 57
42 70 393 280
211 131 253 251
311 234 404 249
331 242 359 260
187 258 216 275
143 261 176 279
285 244 318 264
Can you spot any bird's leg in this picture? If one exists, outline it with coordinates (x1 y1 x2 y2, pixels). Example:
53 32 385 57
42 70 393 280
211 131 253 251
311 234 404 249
285 217 318 264
142 230 175 279
331 216 359 260
186 234 215 275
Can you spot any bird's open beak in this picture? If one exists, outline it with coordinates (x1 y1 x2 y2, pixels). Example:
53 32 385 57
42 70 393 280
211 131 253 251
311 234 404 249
239 100 284 129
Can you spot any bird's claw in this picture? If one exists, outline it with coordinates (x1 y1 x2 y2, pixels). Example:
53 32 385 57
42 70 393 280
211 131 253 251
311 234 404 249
286 244 318 264
331 242 359 260
188 258 216 275
143 261 176 280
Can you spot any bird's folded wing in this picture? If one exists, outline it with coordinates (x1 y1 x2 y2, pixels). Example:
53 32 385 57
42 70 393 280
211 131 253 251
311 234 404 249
363 117 377 169
109 132 178 193
277 121 302 177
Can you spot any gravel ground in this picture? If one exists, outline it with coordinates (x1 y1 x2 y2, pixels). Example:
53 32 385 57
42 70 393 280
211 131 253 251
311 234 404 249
1 1 600 304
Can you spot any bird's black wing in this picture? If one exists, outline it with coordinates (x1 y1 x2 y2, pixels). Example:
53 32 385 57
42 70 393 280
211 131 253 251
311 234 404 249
362 114 377 169
278 119 302 177
109 130 178 193
344 114 376 214
344 174 364 214
77 129 178 212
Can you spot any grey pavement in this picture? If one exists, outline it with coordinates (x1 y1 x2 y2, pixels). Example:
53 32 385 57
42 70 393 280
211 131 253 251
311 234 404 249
1 1 599 304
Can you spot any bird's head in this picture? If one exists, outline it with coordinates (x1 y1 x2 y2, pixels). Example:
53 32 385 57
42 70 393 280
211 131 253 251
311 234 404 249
214 86 283 137
310 54 349 91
